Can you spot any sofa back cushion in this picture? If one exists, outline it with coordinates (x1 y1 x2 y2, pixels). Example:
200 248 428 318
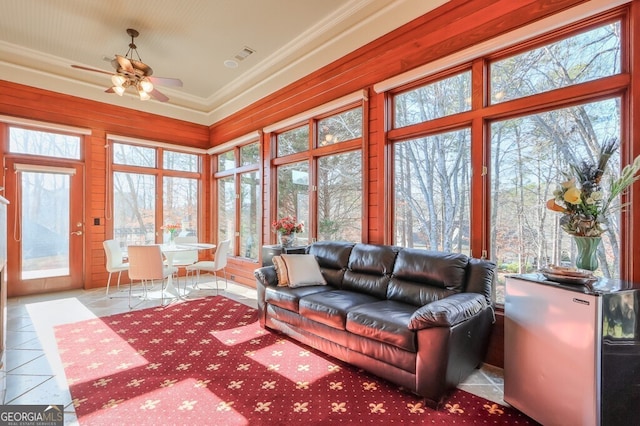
387 249 469 306
342 244 400 299
309 241 355 287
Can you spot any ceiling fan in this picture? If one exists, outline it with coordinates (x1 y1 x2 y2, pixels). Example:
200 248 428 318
71 28 183 102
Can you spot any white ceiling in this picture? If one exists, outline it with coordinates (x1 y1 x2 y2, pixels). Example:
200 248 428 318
0 0 447 125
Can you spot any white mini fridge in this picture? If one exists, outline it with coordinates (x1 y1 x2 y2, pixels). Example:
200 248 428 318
505 275 640 426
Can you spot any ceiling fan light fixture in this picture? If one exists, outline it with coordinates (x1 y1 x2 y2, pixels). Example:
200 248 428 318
72 28 181 103
138 89 151 101
140 79 154 93
111 74 126 87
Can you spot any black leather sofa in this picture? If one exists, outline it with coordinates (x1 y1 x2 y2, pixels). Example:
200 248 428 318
254 241 496 406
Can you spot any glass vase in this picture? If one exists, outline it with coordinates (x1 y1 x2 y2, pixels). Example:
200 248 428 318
278 232 295 248
574 236 601 271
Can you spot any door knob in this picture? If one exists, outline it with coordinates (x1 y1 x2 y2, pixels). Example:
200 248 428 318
71 230 83 236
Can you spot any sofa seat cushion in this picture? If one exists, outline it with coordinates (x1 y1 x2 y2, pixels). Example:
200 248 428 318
298 290 380 330
265 285 333 313
346 300 417 352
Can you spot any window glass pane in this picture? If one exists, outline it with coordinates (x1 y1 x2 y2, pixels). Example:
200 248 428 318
394 71 471 128
10 127 80 159
218 150 235 172
394 129 471 253
318 107 363 146
240 143 260 166
163 177 198 243
113 172 156 246
318 152 362 242
163 150 198 172
240 171 260 259
277 162 309 241
218 176 235 253
21 171 70 279
490 22 620 104
277 126 309 157
490 98 621 304
113 143 156 167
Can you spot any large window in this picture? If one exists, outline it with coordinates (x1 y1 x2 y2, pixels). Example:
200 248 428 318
491 99 621 300
391 70 472 253
111 141 201 247
274 105 364 244
389 16 627 305
215 141 261 260
394 130 470 252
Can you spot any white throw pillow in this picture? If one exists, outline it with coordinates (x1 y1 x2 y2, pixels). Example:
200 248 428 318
281 254 327 288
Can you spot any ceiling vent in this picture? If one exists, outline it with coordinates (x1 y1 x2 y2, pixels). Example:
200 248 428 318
234 46 255 62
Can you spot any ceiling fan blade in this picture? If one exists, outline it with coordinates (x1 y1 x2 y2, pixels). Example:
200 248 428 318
115 55 135 74
71 64 113 76
105 87 115 93
148 76 183 87
149 88 169 102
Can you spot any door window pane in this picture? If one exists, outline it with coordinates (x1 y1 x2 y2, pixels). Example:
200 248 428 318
113 172 156 246
10 128 80 159
318 152 362 242
490 98 621 304
490 22 620 104
318 107 363 146
240 171 260 259
277 126 309 157
113 143 156 167
163 177 198 243
394 71 471 128
218 176 235 252
394 129 471 253
277 162 309 241
21 171 70 279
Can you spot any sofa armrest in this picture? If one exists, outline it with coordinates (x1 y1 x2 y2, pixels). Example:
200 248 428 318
255 266 278 289
254 266 278 328
408 293 488 330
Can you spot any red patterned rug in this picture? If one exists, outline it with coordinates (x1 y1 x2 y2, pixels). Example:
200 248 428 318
54 296 536 425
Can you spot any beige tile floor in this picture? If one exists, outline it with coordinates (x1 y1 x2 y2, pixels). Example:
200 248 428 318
3 276 506 425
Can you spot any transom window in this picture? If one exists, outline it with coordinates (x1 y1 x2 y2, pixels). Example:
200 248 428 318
9 127 81 160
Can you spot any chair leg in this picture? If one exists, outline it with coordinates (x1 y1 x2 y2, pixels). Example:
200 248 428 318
106 272 113 296
194 270 201 290
223 267 228 289
116 271 122 292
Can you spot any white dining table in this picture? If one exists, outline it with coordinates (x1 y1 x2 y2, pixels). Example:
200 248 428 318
160 242 216 299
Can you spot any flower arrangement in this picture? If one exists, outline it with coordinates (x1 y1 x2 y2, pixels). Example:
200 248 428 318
162 223 182 239
272 216 304 235
546 138 640 237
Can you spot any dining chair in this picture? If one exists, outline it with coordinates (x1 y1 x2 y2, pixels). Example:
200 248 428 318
186 239 230 294
103 239 129 297
127 244 178 308
171 235 198 293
